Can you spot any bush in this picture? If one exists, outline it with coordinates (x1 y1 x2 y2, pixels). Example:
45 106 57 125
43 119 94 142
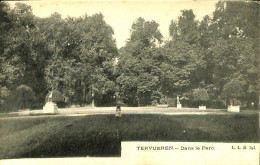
207 98 226 109
221 80 243 105
159 96 168 104
192 88 209 106
167 98 175 107
151 100 158 106
7 85 36 111
0 86 10 111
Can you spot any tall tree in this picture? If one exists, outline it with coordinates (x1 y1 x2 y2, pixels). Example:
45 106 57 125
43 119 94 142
1 3 41 110
206 1 259 108
116 18 162 106
45 13 118 106
165 9 207 105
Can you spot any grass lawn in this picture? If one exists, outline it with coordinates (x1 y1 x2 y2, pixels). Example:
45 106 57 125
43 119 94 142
0 113 258 159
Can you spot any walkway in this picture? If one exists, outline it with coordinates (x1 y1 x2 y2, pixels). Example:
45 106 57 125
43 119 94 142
0 106 258 119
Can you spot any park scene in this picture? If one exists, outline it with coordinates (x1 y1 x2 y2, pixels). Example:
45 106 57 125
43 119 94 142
0 1 259 159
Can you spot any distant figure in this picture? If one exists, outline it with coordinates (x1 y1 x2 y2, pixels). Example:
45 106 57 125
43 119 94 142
177 95 180 104
115 105 121 117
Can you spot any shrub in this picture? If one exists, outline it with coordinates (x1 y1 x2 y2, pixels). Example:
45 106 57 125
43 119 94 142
11 85 36 110
0 86 10 111
167 98 175 107
192 88 209 106
151 100 158 106
221 80 243 105
207 98 226 109
159 95 168 104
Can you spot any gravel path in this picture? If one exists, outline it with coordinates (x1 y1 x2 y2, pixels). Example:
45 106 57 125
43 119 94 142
0 107 258 119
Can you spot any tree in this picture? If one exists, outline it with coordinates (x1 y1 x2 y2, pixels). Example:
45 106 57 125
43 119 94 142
116 18 162 106
44 13 118 106
0 2 12 109
1 1 258 110
0 2 11 54
0 2 38 111
0 2 50 109
206 1 259 108
169 9 199 45
164 9 207 105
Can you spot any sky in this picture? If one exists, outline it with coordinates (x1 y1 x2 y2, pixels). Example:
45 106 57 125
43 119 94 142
8 1 217 48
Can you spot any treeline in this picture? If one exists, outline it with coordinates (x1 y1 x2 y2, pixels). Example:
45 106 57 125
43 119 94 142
0 1 259 111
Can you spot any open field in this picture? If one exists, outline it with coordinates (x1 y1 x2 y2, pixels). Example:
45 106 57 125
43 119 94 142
0 109 258 159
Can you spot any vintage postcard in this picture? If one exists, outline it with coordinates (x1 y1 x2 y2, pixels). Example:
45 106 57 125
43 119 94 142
0 0 259 164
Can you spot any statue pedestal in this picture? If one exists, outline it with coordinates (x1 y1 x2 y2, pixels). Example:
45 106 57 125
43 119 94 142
228 105 240 112
43 102 58 113
177 104 182 109
199 106 206 110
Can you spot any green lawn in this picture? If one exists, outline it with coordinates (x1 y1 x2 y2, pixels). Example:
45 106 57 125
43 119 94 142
0 114 258 159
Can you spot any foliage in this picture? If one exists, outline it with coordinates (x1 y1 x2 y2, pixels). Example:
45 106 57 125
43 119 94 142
45 90 66 107
192 88 209 106
11 85 36 110
193 88 209 102
116 18 162 106
43 13 118 106
0 2 259 110
205 1 259 108
45 90 63 102
0 86 10 109
221 80 243 105
167 98 176 107
159 95 168 104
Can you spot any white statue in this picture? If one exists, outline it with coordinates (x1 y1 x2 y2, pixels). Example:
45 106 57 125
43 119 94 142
48 91 53 102
177 95 180 104
43 90 58 113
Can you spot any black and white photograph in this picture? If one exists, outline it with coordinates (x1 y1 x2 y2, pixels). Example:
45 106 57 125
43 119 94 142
0 0 259 164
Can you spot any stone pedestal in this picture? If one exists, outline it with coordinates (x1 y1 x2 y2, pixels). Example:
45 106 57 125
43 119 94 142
177 103 182 109
157 104 168 108
199 106 206 110
115 109 121 117
228 105 240 112
43 102 58 113
18 109 30 116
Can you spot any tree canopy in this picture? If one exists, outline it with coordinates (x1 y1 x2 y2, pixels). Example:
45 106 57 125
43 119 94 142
0 1 259 111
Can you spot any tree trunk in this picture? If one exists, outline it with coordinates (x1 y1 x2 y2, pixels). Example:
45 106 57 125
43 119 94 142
91 85 95 107
246 99 251 109
83 83 86 105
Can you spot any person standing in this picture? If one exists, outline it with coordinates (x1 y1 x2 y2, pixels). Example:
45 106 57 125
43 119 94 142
115 105 121 117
